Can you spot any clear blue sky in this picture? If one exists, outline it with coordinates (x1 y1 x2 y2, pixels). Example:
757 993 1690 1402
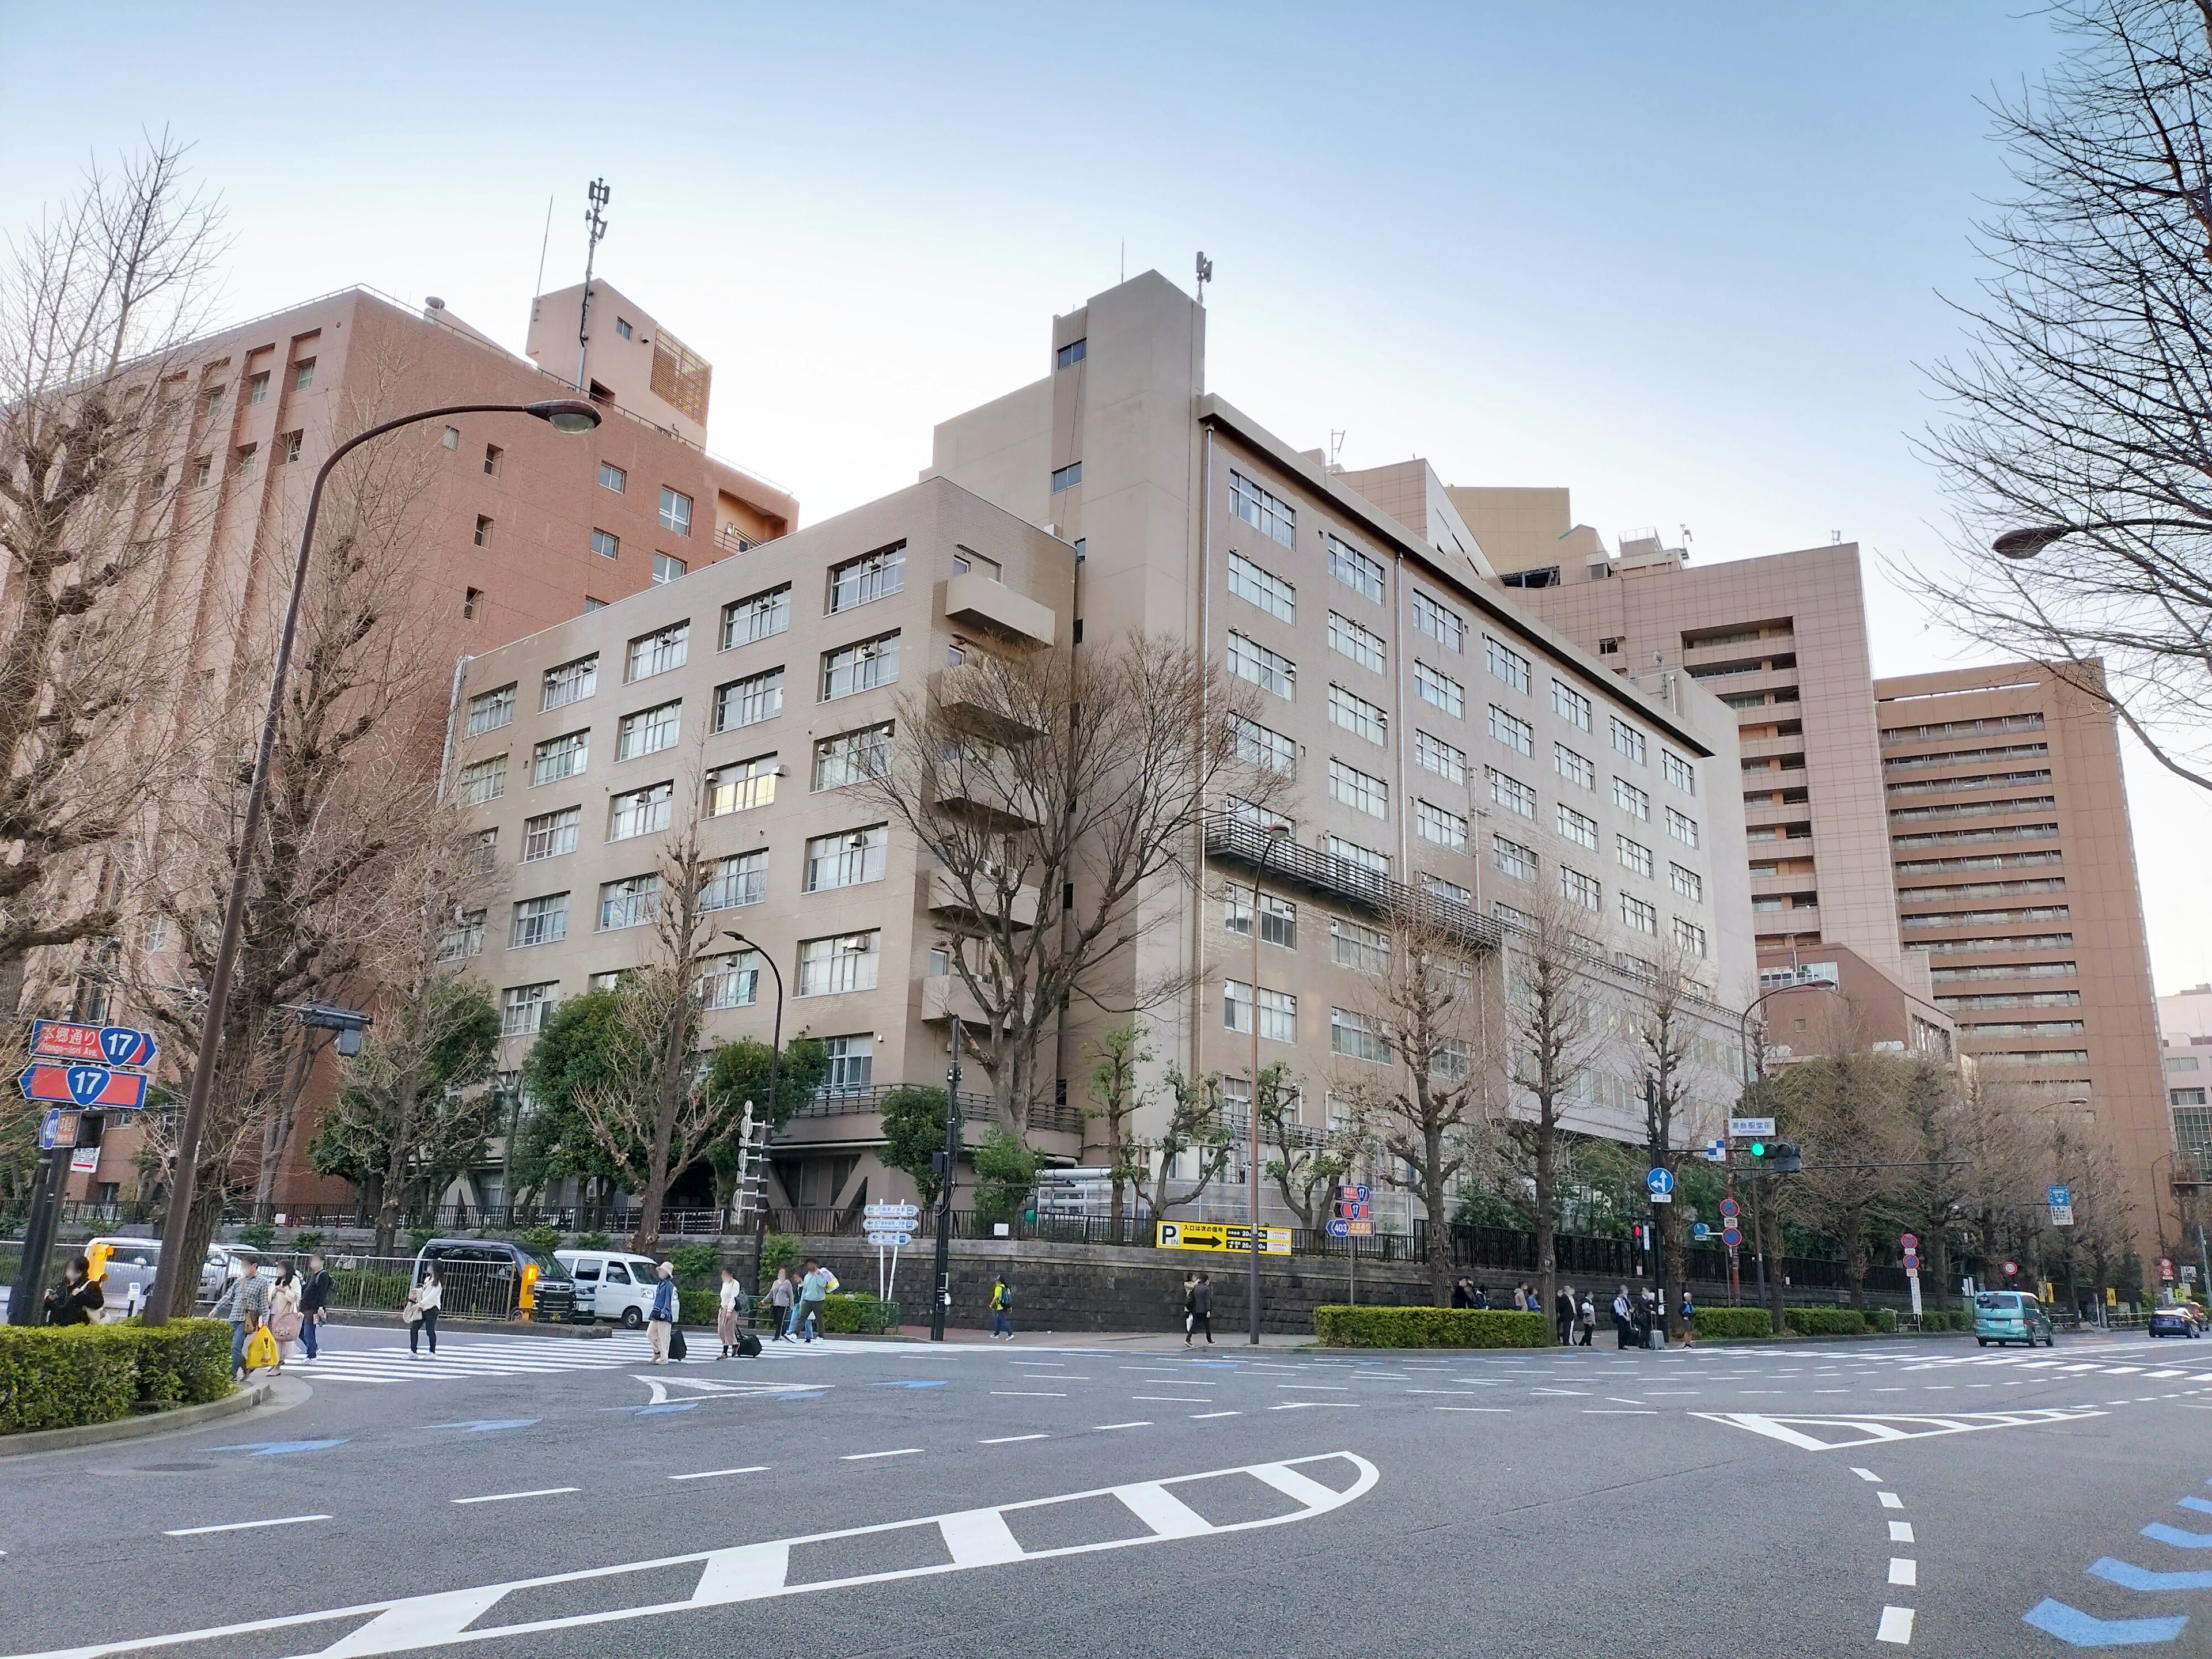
10 2 2208 991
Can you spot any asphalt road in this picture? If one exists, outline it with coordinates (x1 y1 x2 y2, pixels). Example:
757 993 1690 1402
3 1323 2211 1657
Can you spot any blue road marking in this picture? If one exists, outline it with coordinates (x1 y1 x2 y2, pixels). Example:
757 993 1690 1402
2177 1497 2212 1515
208 1440 346 1456
635 1403 697 1415
2024 1600 2188 1646
426 1419 537 1434
872 1380 948 1389
775 1391 827 1402
2090 1558 2212 1593
2143 1522 2212 1549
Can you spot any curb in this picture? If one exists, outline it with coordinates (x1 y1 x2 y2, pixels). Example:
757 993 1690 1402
0 1382 272 1459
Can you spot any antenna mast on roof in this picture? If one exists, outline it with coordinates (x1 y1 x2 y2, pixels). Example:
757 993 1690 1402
1195 251 1213 306
577 177 611 392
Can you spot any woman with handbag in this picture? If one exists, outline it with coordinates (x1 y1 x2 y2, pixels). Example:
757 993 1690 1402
646 1261 676 1363
266 1264 304 1371
406 1267 442 1357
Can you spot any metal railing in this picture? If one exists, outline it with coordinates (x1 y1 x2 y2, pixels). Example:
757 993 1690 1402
1206 815 1501 952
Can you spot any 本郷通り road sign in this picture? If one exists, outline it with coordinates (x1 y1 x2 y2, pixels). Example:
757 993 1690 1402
1157 1221 1289 1255
27 1020 157 1069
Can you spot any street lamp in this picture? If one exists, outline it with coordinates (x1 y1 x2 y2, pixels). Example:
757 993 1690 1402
1248 820 1291 1345
726 930 783 1309
143 397 601 1324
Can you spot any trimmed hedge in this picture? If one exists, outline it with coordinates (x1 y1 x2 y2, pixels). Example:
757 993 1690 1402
821 1293 900 1334
1691 1306 1773 1340
1 1319 232 1435
1785 1307 1868 1336
1314 1305 1551 1349
678 1289 719 1327
1869 1308 1898 1334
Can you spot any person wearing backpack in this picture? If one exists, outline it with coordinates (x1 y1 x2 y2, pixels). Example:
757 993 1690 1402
990 1274 1013 1339
646 1261 677 1363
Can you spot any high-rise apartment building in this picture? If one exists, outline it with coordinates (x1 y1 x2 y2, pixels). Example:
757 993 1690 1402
1873 662 2169 1266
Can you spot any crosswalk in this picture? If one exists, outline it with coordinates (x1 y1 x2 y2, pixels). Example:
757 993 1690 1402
292 1331 874 1385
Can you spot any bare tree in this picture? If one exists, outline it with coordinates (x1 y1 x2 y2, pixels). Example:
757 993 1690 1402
0 133 226 1017
1343 896 1498 1307
1138 1067 1234 1219
1084 1022 1151 1239
1771 1044 1920 1311
1627 948 1718 1338
865 632 1273 1131
1258 1060 1362 1234
1907 1 2212 787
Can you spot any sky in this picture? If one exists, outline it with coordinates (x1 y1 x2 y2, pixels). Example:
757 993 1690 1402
9 1 2211 995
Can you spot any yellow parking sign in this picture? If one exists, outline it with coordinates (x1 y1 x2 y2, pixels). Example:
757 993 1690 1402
1155 1220 1289 1255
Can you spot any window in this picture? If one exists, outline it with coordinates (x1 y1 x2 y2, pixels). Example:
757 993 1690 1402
1615 778 1651 821
1327 835 1391 878
531 729 589 786
1424 873 1472 904
1490 705 1532 756
1232 715 1296 775
707 755 778 816
191 456 211 488
1331 916 1389 974
1228 552 1295 622
1488 767 1536 818
658 487 693 536
702 849 768 911
1048 461 1082 493
234 442 257 476
616 699 681 759
1414 728 1465 783
510 893 569 949
281 430 302 464
828 543 907 612
468 828 498 872
821 1033 874 1090
472 514 494 548
457 754 506 805
467 683 517 735
609 780 674 839
626 622 689 681
1663 749 1696 793
699 950 762 1010
1618 835 1653 878
652 552 687 585
592 528 620 560
463 587 482 620
599 874 661 931
441 426 459 450
248 372 269 405
1331 1007 1391 1064
1331 684 1388 745
1226 631 1296 699
1555 743 1594 790
1558 805 1598 850
723 584 791 648
502 983 556 1036
715 666 784 731
1622 893 1658 935
1486 635 1532 694
1055 337 1086 368
1670 863 1702 903
1672 918 1709 957
1224 884 1297 948
599 461 627 494
1414 661 1464 718
813 723 893 789
1666 806 1700 848
1559 867 1601 912
521 806 580 862
1416 798 1468 851
543 654 598 711
289 358 315 391
1551 680 1592 730
806 824 889 891
437 910 485 963
1224 980 1296 1043
798 931 880 996
1493 834 1538 881
1412 590 1465 652
1330 759 1388 818
1328 612 1386 673
821 632 900 699
1328 535 1384 602
1229 469 1297 548
1611 718 1647 766
614 316 634 340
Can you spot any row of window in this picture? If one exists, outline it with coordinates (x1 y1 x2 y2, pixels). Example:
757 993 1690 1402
499 934 886 1037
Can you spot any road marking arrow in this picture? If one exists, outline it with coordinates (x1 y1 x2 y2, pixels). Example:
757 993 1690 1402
2089 1558 2212 1592
424 1420 536 1434
2024 1599 2187 1647
2142 1521 2212 1549
207 1440 347 1457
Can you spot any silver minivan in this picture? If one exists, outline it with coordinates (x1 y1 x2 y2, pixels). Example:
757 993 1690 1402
85 1237 251 1313
555 1250 662 1327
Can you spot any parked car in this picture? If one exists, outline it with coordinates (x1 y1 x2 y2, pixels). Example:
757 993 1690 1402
2149 1301 2207 1338
411 1238 582 1323
84 1237 257 1313
554 1249 664 1327
1975 1289 2055 1347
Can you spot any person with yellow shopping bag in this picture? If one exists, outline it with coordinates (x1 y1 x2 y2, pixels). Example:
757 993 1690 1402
242 1322 281 1373
210 1255 271 1381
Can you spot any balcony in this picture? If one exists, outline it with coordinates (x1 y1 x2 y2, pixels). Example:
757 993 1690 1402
931 665 1048 745
942 574 1056 649
927 866 1040 929
714 524 756 558
931 760 1045 831
922 973 990 1026
790 1083 1085 1139
1205 815 1501 953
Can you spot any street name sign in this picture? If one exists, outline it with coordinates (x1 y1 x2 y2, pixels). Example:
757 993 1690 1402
28 1020 157 1069
1157 1221 1290 1255
1324 1218 1376 1238
1728 1116 1777 1139
866 1230 915 1248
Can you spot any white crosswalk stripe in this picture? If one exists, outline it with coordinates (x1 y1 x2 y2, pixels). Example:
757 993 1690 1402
296 1332 873 1384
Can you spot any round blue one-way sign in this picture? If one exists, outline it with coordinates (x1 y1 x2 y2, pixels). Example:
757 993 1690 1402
1646 1167 1675 1196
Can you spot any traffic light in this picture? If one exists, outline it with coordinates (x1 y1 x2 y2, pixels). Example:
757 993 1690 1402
1748 1141 1767 1160
1770 1141 1802 1175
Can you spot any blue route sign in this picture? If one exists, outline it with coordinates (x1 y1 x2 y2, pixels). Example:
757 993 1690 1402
2047 1184 2072 1209
1646 1167 1676 1197
1692 1222 1711 1241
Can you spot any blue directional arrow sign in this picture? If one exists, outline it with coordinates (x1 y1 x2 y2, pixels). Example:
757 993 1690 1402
426 1419 537 1434
1646 1167 1675 1197
2089 1557 2212 1592
2143 1521 2212 1548
1693 1222 1711 1241
209 1440 348 1456
2048 1184 2073 1208
2024 1599 2187 1647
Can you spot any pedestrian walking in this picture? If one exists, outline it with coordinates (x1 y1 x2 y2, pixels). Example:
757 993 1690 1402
1554 1283 1577 1346
990 1273 1014 1339
1451 1277 1475 1309
1577 1291 1596 1346
716 1267 741 1358
768 1266 796 1340
405 1266 442 1357
40 1256 103 1327
1190 1272 1215 1344
1611 1284 1634 1350
298 1254 331 1361
266 1263 302 1370
1181 1272 1199 1343
1679 1287 1697 1346
647 1261 677 1363
796 1259 828 1343
1471 1283 1490 1310
1516 1281 1536 1313
210 1255 271 1377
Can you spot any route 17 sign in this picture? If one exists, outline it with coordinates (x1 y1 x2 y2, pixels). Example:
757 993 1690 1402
28 1020 157 1069
18 1063 150 1109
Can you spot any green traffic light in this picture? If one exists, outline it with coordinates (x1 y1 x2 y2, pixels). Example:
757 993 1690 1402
1749 1141 1766 1158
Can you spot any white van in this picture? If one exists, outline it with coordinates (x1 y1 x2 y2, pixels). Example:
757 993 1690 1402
555 1250 662 1327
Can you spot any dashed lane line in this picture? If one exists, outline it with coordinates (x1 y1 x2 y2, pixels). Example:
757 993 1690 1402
164 1514 331 1537
1877 1605 1915 1645
1889 1558 1918 1587
1878 1492 1906 1510
668 1467 768 1482
452 1487 578 1505
1890 1522 1915 1543
980 1435 1049 1445
841 1449 922 1462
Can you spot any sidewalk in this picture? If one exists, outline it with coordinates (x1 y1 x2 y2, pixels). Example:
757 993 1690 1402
889 1325 1314 1350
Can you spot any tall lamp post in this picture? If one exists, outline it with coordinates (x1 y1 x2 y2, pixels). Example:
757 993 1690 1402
143 397 601 1324
726 930 783 1307
1248 821 1291 1345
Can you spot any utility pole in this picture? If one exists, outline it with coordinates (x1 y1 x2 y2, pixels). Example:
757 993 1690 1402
930 1016 964 1342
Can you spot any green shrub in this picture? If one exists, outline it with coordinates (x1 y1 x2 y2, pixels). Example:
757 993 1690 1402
759 1233 801 1275
328 1269 410 1312
0 1320 234 1434
677 1288 720 1326
669 1245 722 1284
1783 1307 1868 1336
522 1225 562 1255
1313 1305 1551 1349
236 1219 277 1251
291 1230 327 1252
1691 1306 1772 1340
122 1320 233 1408
820 1292 900 1334
578 1231 612 1251
1869 1308 1898 1334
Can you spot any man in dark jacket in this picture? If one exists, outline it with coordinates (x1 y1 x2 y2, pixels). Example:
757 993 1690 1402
1554 1285 1578 1346
43 1257 104 1325
1190 1274 1215 1344
297 1254 332 1361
